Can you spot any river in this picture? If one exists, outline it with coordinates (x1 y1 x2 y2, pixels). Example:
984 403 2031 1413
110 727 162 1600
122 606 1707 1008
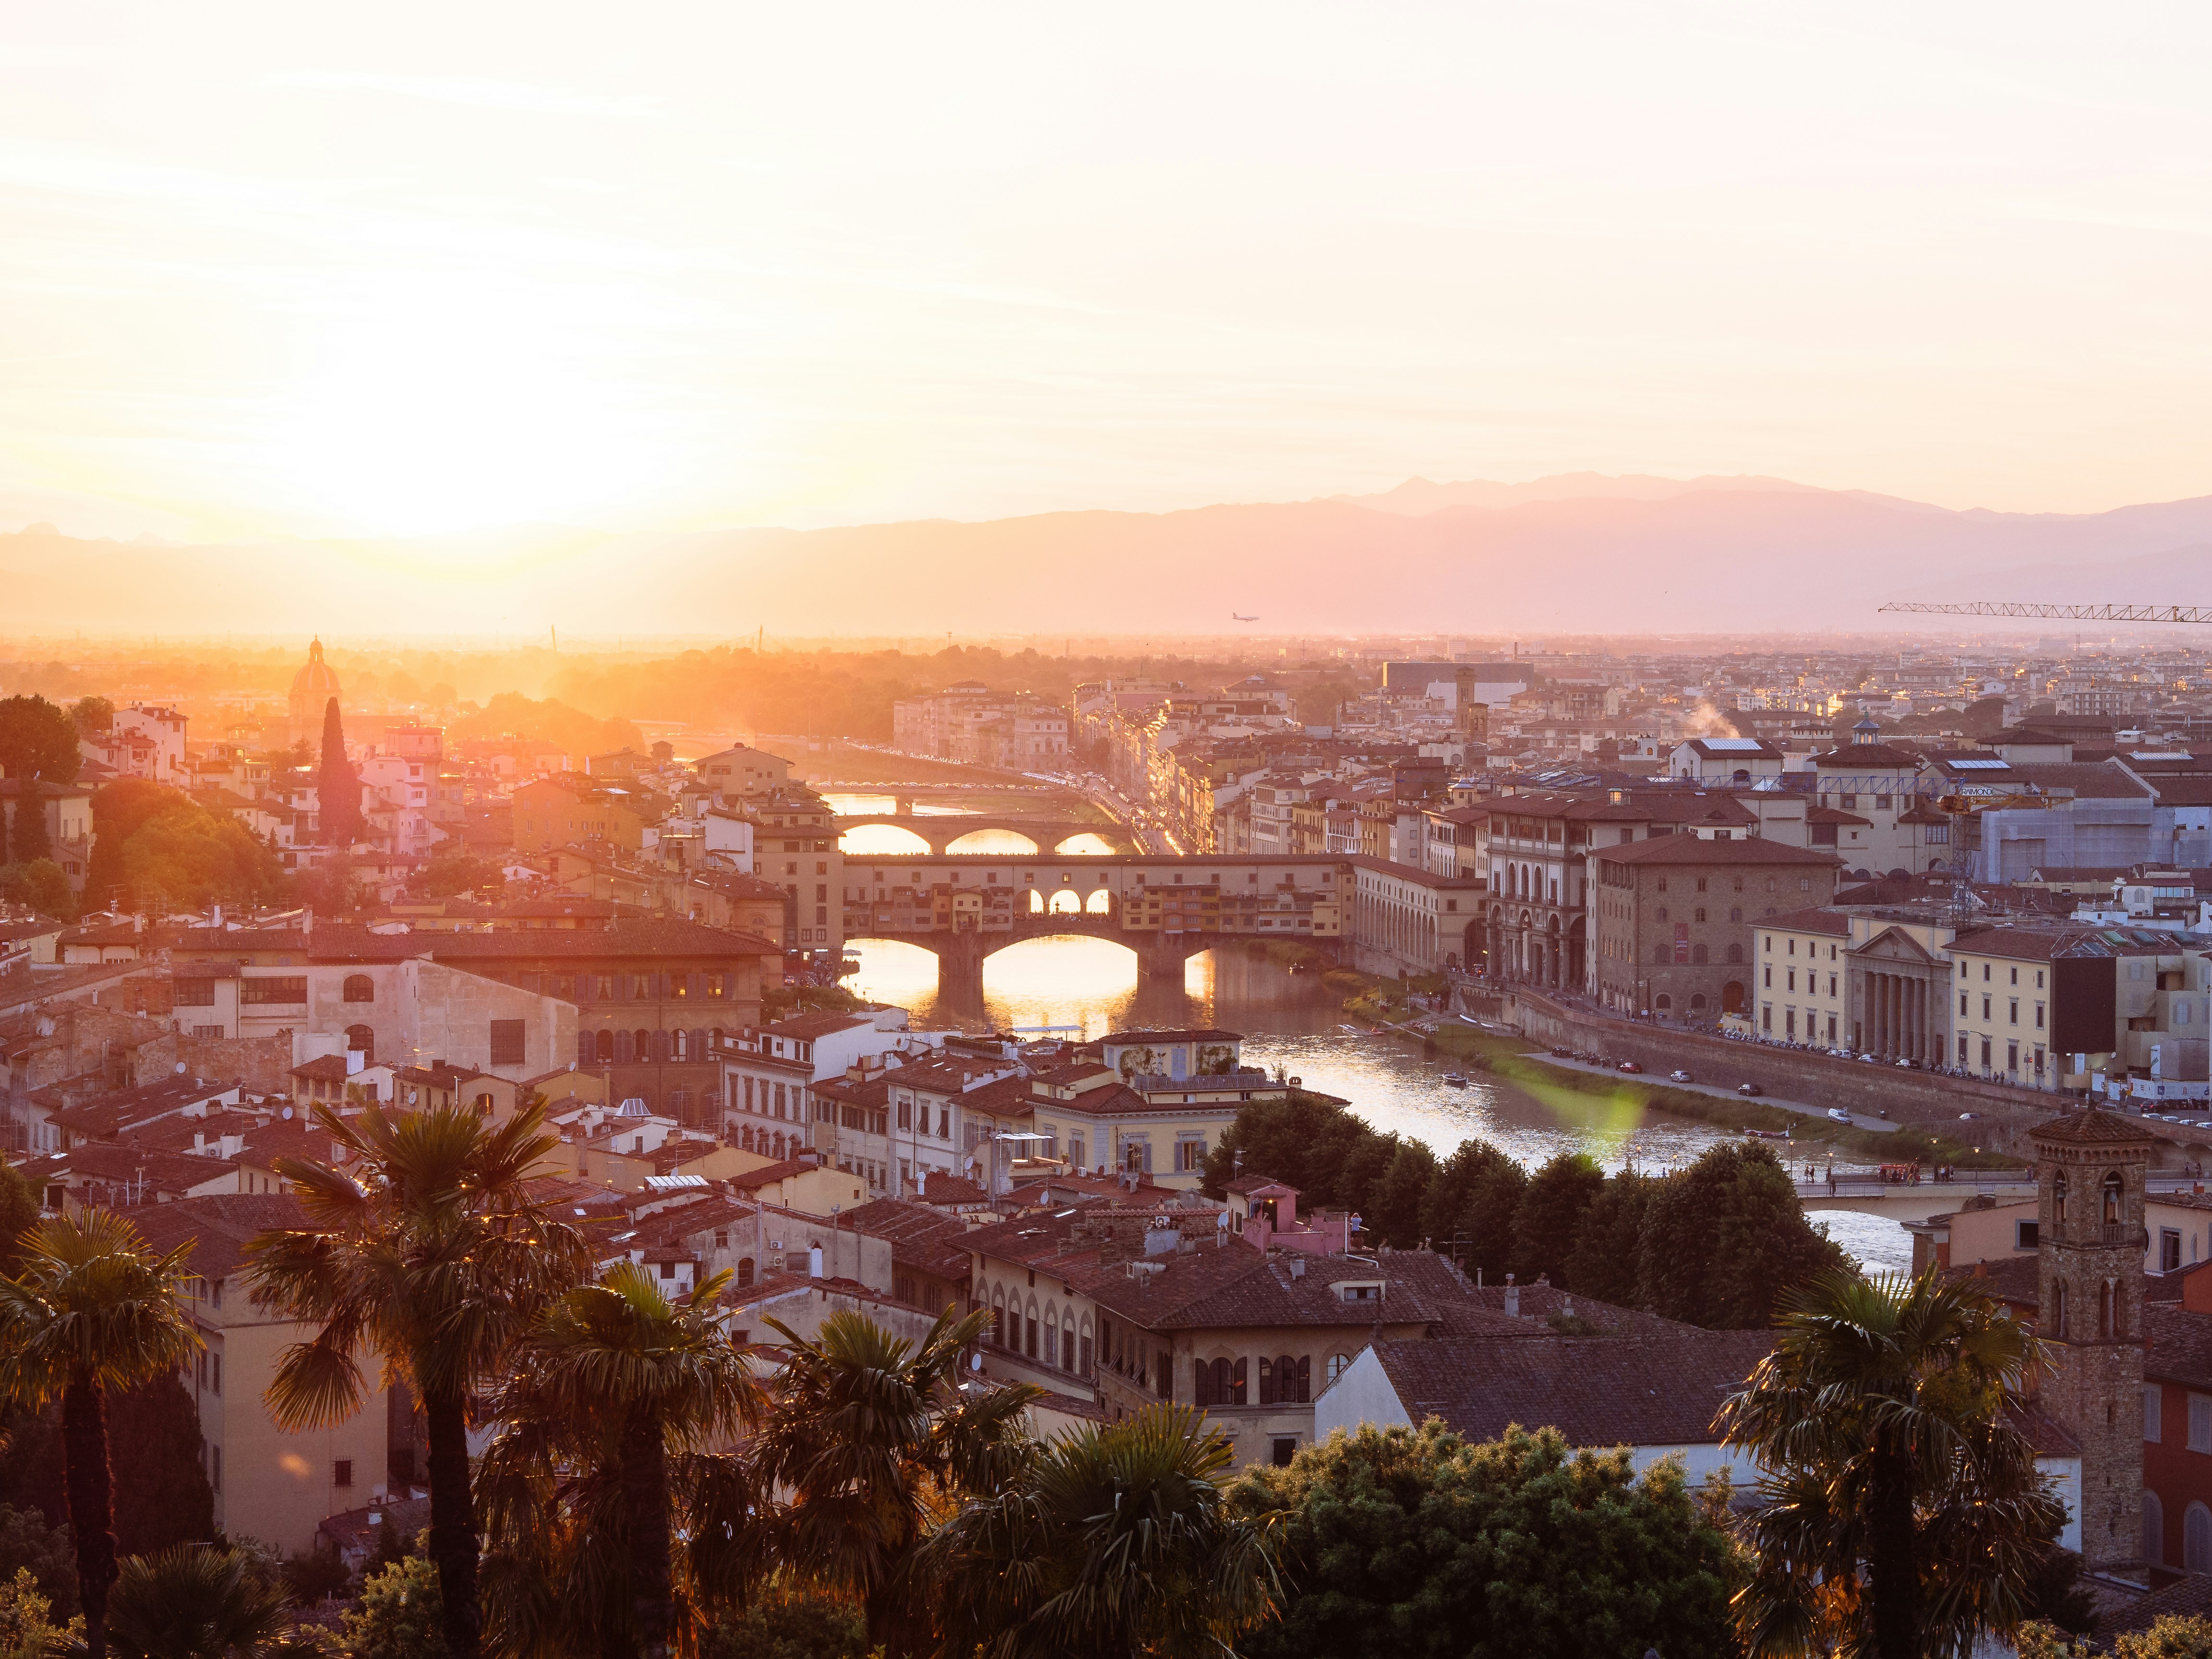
839 924 1909 1272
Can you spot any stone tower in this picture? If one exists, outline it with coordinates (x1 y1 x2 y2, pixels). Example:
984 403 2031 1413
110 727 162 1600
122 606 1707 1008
2032 1107 2153 1571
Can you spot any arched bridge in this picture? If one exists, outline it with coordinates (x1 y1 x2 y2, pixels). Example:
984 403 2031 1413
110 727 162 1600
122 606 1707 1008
835 814 1133 854
854 912 1216 999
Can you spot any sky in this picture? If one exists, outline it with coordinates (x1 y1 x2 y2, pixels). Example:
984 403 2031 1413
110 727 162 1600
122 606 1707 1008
6 3 2212 543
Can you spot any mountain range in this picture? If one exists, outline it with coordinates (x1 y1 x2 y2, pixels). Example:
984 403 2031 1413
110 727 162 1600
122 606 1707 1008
9 474 2212 638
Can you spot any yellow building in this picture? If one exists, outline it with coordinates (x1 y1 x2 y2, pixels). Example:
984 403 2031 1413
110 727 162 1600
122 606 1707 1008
1755 907 1852 1048
136 1195 396 1555
1947 929 2063 1089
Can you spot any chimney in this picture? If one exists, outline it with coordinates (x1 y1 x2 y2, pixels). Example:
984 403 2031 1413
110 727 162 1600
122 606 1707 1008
1289 1255 1306 1279
807 1244 823 1278
1503 1273 1520 1318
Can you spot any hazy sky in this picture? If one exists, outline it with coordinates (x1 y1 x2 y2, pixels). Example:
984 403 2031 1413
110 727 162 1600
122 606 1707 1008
6 3 2212 541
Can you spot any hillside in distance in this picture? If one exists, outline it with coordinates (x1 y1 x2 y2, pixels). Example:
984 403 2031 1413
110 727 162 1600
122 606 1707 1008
10 476 2212 637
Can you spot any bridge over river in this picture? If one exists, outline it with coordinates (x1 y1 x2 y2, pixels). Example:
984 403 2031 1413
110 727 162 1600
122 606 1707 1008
834 813 1135 855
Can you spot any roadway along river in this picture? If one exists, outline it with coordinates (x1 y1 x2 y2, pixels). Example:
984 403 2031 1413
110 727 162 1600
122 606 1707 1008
841 928 1911 1273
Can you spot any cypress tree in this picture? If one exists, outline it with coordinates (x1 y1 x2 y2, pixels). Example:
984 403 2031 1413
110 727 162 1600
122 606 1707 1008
9 792 52 866
317 698 364 848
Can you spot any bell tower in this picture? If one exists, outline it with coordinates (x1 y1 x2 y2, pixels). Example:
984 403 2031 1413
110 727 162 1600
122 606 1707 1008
2032 1108 2153 1571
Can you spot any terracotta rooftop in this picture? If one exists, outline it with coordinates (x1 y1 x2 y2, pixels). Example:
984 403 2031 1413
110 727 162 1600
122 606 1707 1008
2030 1107 2158 1148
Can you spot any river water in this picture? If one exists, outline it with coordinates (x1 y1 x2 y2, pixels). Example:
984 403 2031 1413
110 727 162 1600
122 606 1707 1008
839 924 1909 1272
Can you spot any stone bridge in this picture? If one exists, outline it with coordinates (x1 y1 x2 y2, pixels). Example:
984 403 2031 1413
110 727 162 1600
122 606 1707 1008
834 814 1131 854
854 914 1215 1007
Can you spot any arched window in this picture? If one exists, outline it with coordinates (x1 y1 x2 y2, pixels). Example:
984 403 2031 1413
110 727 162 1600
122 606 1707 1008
736 1257 755 1288
345 1024 374 1063
673 1030 689 1062
651 1029 671 1063
595 1029 614 1063
2187 1502 2212 1574
1258 1357 1275 1406
992 1289 1006 1349
1046 1306 1060 1368
342 974 375 1003
2104 1172 2124 1225
1692 944 1708 965
1653 945 1670 965
2054 1170 2068 1225
1282 1355 1307 1404
1655 995 1672 1012
576 1029 594 1065
614 1030 635 1064
2147 1489 2166 1565
472 1092 493 1118
1325 1352 1352 1386
633 1029 651 1063
1726 943 1743 964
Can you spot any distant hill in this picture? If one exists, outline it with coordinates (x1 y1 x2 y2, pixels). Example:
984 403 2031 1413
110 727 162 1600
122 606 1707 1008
11 477 2212 636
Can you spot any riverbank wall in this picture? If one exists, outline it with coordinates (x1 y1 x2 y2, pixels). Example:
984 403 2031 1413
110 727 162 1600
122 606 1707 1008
1456 984 2138 1167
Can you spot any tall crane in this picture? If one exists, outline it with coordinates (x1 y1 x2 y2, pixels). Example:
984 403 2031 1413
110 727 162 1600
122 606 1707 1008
1881 601 2212 625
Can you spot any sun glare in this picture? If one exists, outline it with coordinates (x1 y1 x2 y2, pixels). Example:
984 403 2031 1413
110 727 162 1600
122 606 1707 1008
261 279 674 538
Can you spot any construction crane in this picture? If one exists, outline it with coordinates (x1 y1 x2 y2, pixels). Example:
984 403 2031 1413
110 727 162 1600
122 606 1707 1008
1881 601 2212 625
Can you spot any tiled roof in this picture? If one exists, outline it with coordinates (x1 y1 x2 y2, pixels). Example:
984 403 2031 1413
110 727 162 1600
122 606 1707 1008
2093 1562 2212 1647
2030 1107 2158 1148
168 919 779 963
2145 1304 2212 1389
837 1197 974 1282
1758 906 1851 937
1946 1253 2041 1310
1593 837 1841 869
1365 1328 1777 1448
130 1193 310 1281
725 1157 817 1190
764 1011 878 1039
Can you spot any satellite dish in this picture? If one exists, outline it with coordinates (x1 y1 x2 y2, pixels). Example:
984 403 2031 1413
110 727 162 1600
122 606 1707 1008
281 1106 293 1120
970 1352 983 1372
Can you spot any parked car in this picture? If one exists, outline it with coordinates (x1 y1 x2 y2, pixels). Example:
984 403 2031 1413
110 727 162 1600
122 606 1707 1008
1617 1060 1643 1074
1826 1108 1853 1124
1550 1046 1572 1058
1959 1111 1983 1121
1737 1082 1764 1097
1668 1069 1694 1083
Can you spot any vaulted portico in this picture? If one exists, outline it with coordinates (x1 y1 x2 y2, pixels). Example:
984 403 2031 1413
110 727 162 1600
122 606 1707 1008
1850 924 1947 1064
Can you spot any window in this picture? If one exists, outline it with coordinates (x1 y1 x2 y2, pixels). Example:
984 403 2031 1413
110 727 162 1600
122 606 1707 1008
334 1458 354 1489
1326 1352 1352 1386
175 980 216 1007
2016 1220 2039 1249
489 1020 526 1066
2055 1170 2068 1224
2148 1386 2165 1443
2149 1490 2168 1565
2105 1172 2124 1225
2164 1229 2184 1274
241 976 308 1005
2191 1503 2212 1574
342 974 375 1003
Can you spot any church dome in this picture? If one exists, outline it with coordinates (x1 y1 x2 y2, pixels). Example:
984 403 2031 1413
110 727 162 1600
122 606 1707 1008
291 637 341 700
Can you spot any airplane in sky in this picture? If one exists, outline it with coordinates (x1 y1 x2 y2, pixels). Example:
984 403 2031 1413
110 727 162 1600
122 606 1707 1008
1232 613 1259 622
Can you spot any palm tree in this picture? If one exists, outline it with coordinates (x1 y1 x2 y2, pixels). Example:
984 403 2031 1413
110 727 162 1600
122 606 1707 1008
919 1402 1286 1659
479 1263 763 1659
245 1102 589 1659
103 1545 289 1659
1717 1265 2068 1659
0 1212 200 1659
735 1307 1038 1655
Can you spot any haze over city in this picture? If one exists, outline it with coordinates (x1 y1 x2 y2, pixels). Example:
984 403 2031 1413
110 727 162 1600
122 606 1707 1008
12 9 2212 1659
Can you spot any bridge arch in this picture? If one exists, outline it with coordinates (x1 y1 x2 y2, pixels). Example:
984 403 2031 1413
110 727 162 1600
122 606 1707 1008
947 826 1042 854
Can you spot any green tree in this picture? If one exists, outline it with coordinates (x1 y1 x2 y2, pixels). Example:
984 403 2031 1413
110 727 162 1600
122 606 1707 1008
1717 1267 2064 1659
0 1374 214 1559
1369 1142 1437 1248
103 1545 289 1659
922 1403 1286 1659
480 1264 764 1659
0 1563 80 1659
69 700 113 741
696 1579 866 1659
0 1214 201 1659
0 1169 41 1281
5 801 50 869
733 1309 1037 1654
246 1105 589 1659
0 1507 76 1622
1637 1142 1847 1328
1417 1139 1513 1250
345 1555 447 1659
83 783 285 915
0 862 72 924
315 701 362 850
1457 1160 1527 1284
1228 1419 1739 1659
1561 1169 1655 1307
0 699 78 787
1510 1152 1605 1287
